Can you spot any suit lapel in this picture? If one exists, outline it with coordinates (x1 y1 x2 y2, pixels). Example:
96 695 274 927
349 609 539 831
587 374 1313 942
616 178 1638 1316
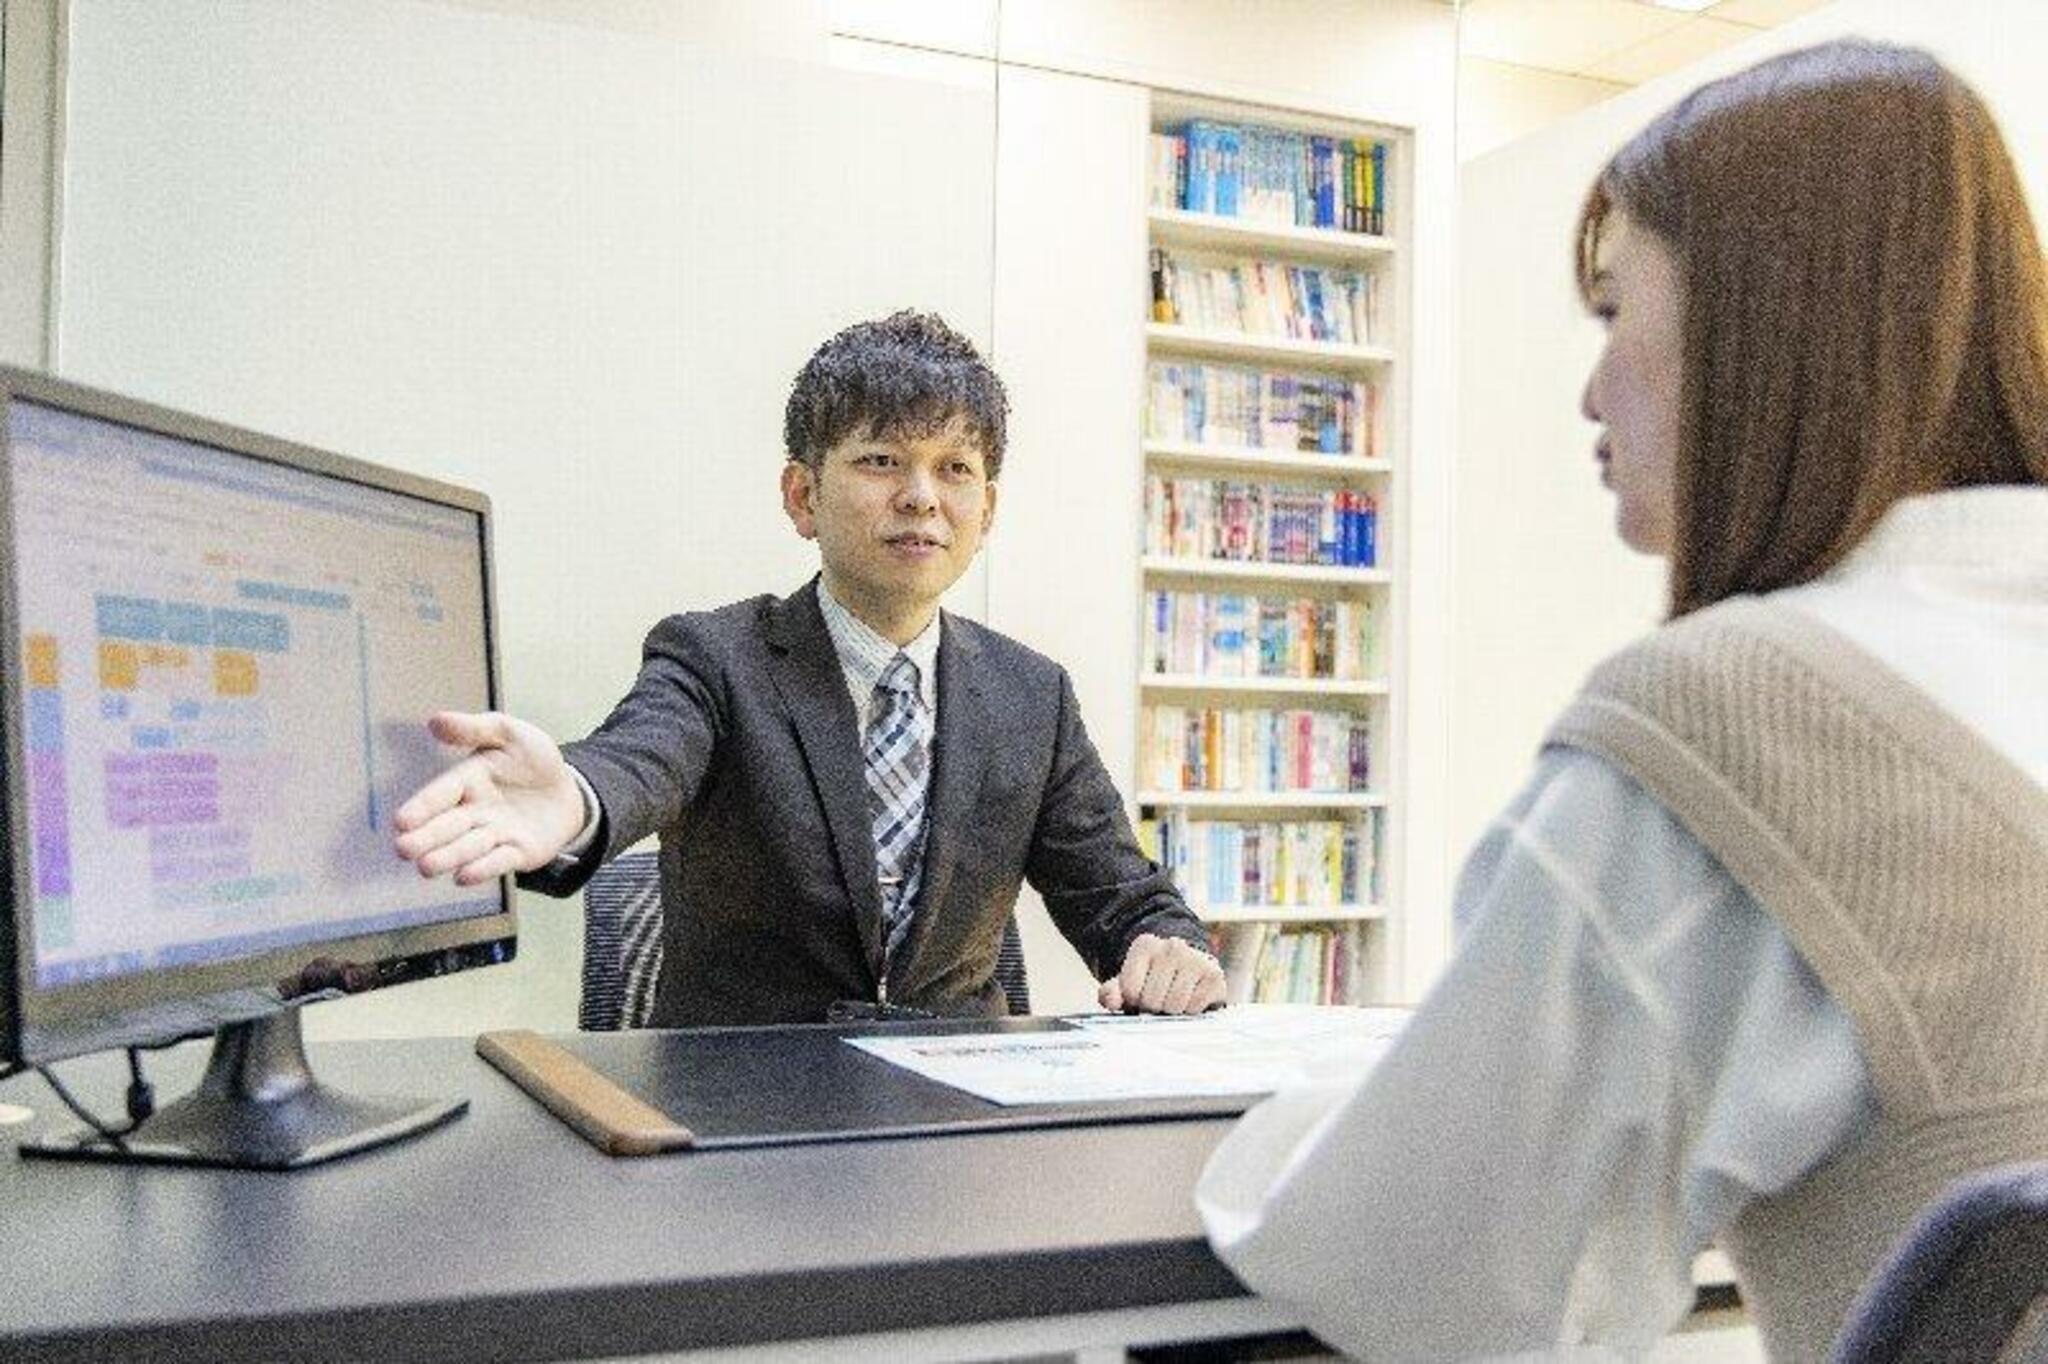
763 581 887 981
898 613 990 978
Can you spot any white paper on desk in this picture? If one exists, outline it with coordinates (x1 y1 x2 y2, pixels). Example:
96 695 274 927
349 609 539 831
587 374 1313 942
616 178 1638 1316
845 1005 1411 1107
1070 1004 1411 1091
845 1030 1249 1105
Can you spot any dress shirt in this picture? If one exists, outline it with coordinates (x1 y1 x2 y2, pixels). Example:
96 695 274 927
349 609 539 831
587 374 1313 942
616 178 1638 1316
812 579 942 735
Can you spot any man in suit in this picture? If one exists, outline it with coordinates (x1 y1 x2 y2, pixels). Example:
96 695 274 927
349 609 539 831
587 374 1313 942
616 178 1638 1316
394 310 1226 1023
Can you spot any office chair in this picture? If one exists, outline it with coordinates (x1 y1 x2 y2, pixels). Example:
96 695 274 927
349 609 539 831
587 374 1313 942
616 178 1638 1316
578 849 1032 1029
578 850 667 1031
1828 1160 2048 1364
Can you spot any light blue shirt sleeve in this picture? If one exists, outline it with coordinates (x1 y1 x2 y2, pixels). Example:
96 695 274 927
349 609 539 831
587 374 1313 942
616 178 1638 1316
1199 748 1879 1361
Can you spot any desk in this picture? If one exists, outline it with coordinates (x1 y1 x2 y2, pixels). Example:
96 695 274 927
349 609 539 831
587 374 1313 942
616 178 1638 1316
0 1027 1303 1363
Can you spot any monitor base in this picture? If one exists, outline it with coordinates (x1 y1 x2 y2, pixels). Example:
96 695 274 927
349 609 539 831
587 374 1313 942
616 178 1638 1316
19 1009 466 1170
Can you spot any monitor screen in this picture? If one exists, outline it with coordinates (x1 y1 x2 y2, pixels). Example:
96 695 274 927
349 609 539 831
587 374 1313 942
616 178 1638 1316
0 368 514 1167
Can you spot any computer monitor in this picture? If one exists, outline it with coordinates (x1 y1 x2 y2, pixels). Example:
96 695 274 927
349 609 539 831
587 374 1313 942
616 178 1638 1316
0 366 515 1169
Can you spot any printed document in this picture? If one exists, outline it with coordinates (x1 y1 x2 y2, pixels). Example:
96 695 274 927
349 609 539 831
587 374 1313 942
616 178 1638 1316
845 1004 1410 1106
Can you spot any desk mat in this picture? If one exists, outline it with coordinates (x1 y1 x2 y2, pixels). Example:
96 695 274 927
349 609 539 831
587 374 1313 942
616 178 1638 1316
497 1018 1260 1152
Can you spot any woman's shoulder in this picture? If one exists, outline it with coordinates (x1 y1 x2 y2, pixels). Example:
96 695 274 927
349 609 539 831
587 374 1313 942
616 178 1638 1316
1571 593 1823 714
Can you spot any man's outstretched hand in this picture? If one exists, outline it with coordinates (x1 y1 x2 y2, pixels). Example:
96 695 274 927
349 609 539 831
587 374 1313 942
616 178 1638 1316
1099 932 1227 1014
392 711 586 885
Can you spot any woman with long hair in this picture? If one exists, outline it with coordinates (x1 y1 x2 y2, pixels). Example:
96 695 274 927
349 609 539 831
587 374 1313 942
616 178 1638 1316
1200 39 2048 1362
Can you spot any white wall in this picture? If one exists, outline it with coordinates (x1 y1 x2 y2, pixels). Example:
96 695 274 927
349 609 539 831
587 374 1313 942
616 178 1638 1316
0 0 62 369
424 0 832 59
1450 0 2048 871
53 0 996 1037
1457 57 1625 163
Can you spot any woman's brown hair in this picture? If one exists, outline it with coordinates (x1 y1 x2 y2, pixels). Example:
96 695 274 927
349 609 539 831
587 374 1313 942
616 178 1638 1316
1575 40 2048 617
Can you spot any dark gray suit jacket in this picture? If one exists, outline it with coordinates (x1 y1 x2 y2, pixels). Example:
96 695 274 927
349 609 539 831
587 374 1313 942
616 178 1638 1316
519 579 1206 1025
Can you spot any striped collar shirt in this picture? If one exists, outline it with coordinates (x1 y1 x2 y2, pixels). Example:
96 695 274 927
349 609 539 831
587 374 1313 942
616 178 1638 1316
815 578 941 731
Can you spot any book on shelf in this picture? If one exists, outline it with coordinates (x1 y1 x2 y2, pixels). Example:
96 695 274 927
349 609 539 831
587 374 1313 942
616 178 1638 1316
1146 474 1379 568
1143 703 1370 794
1148 247 1175 324
1147 360 1379 459
1215 921 1269 1004
1209 922 1369 1006
1139 809 1383 910
1148 131 1186 211
1149 248 1380 348
1146 590 1381 681
1150 120 1387 236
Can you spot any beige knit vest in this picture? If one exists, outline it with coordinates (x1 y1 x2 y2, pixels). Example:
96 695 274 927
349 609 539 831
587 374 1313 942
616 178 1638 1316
1542 596 2048 1363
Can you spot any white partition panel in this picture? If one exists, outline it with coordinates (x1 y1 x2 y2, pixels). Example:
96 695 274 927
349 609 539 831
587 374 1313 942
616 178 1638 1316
56 0 995 1036
986 63 1152 1015
1451 0 2048 871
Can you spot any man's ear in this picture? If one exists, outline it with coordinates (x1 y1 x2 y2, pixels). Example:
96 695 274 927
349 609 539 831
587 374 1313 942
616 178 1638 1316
781 460 819 539
980 477 998 536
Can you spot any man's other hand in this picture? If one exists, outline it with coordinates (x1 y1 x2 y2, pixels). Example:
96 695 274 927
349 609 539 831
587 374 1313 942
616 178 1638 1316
1098 932 1227 1014
392 711 585 885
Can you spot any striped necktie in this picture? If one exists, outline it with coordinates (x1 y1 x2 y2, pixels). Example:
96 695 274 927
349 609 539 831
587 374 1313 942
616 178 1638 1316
863 652 929 963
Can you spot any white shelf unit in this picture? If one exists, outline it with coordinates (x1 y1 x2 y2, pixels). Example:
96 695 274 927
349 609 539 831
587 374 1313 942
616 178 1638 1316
1146 322 1395 369
1145 439 1393 479
1139 94 1406 1008
1141 675 1389 698
1147 207 1397 263
1199 902 1388 925
1142 556 1393 587
1136 790 1388 810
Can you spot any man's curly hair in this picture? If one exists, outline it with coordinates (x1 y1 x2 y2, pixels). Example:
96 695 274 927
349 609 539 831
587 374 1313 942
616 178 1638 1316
783 310 1009 478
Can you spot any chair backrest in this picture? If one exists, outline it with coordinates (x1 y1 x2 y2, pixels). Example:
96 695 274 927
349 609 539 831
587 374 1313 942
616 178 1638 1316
578 850 1031 1029
1828 1161 2048 1364
578 850 666 1031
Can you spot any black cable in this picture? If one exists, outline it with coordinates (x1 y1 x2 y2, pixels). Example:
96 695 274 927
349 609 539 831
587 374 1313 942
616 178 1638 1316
34 1046 156 1144
33 1065 132 1143
123 1047 157 1125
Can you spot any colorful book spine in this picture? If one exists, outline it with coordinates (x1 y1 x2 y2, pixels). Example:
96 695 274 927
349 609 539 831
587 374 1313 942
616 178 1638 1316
1141 704 1371 793
1203 922 1368 1005
1149 121 1391 238
1148 809 1382 909
1149 248 1175 324
1145 476 1382 567
1145 360 1378 459
1149 249 1378 346
1144 589 1379 680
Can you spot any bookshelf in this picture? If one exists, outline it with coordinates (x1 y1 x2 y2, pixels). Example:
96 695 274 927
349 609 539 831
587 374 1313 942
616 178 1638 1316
1141 676 1389 698
1142 557 1393 586
1202 903 1387 926
1137 96 1405 1010
1135 792 1388 811
1146 322 1396 369
1146 439 1394 478
1147 207 1396 263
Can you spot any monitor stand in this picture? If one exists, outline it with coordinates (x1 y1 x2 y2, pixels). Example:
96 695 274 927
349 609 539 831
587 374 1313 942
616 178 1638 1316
19 1007 466 1170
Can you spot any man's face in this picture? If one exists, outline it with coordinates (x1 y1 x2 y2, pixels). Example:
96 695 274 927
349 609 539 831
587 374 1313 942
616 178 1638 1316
780 417 997 637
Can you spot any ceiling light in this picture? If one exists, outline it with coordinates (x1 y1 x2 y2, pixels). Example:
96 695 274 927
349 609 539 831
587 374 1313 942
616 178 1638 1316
1643 0 1723 10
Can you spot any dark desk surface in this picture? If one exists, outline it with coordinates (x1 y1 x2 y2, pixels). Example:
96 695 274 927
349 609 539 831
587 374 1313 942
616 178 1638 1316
0 1027 1257 1363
